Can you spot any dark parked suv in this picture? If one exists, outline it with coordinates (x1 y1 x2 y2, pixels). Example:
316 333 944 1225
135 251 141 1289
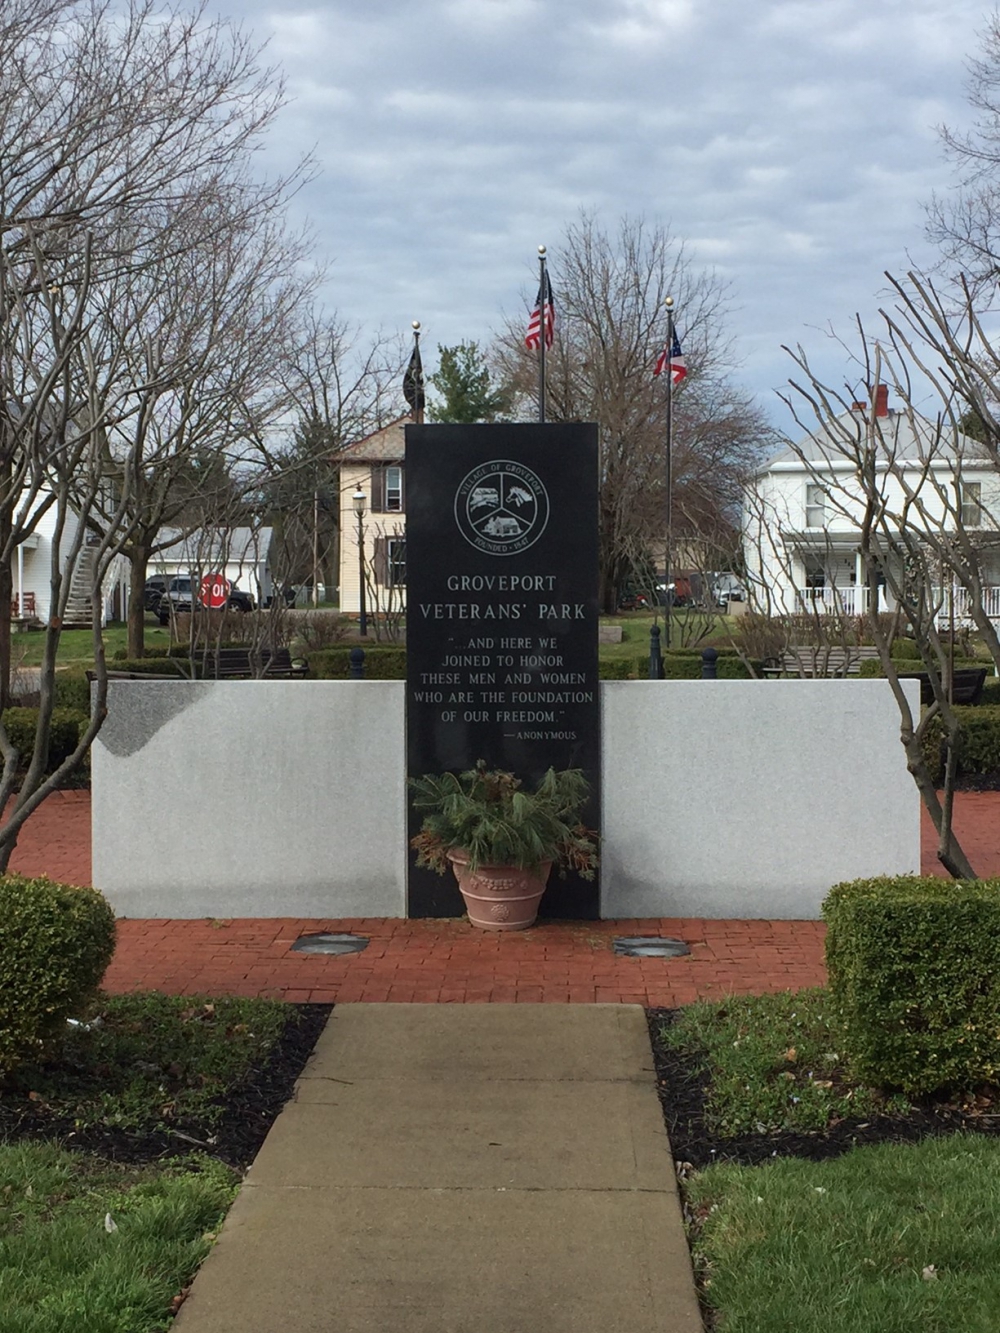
157 576 254 624
143 576 169 612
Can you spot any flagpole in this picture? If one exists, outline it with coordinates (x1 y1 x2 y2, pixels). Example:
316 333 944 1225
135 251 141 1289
537 245 547 424
664 296 674 649
412 321 424 425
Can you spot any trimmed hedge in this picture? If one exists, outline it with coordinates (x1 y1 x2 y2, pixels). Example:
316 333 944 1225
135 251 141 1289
823 875 1000 1094
920 705 1000 784
53 668 91 712
857 656 985 678
1 708 89 772
0 874 116 1077
105 657 202 677
599 659 633 680
305 644 760 681
307 646 407 679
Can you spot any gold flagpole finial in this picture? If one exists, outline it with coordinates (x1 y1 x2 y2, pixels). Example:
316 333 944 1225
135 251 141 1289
538 245 547 257
665 295 674 309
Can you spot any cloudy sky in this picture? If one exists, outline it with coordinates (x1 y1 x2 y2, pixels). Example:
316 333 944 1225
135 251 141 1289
209 0 991 428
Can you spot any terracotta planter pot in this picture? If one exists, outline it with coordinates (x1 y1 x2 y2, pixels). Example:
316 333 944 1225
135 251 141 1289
447 850 553 931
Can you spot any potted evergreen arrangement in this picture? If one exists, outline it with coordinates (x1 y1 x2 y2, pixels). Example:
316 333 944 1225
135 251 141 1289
409 761 598 931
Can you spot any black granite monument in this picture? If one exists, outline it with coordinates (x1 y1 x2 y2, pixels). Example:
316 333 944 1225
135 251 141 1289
405 422 600 918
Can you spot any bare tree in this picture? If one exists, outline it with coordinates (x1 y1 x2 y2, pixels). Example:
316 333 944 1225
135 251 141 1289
261 311 401 600
927 11 1000 289
765 326 999 877
0 0 308 860
494 214 775 612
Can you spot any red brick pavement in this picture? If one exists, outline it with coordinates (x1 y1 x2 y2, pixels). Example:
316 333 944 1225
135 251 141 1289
5 788 998 1004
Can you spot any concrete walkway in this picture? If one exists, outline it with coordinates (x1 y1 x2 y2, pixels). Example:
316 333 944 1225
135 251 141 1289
174 1004 703 1333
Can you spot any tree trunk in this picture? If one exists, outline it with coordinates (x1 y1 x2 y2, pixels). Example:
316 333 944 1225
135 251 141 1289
126 547 150 659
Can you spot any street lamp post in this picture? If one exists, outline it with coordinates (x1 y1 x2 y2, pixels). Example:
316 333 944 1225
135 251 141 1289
352 488 368 638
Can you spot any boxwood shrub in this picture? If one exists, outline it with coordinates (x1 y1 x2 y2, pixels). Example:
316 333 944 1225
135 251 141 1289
598 659 633 679
1 708 89 772
0 874 116 1078
823 875 1000 1094
857 656 985 679
306 646 407 679
919 705 1000 784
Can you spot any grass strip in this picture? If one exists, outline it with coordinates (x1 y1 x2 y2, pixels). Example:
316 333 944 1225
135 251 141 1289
659 988 907 1134
5 992 290 1136
0 1141 237 1333
687 1133 1000 1333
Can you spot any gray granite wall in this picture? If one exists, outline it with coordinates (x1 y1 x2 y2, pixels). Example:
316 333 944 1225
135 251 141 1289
600 678 921 919
91 681 406 918
91 678 920 920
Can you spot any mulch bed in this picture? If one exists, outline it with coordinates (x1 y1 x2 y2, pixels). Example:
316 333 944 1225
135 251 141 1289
646 1008 1000 1169
0 1004 332 1170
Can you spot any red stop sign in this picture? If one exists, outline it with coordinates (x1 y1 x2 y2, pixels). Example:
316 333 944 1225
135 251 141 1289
199 573 230 609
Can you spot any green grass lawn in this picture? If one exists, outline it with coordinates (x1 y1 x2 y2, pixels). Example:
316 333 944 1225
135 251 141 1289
662 988 908 1134
12 622 172 669
688 1134 1000 1333
0 992 300 1333
0 1142 236 1333
5 992 290 1137
661 991 1000 1333
599 610 733 663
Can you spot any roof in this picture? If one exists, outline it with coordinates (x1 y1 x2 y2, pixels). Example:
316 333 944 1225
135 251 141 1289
762 407 988 473
338 418 407 463
157 526 273 566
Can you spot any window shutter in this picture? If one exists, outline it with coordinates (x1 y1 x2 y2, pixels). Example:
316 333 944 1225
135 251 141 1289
370 466 385 513
373 536 389 585
399 465 406 512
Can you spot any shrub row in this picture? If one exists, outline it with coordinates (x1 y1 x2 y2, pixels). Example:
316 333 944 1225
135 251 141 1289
306 646 408 679
1 708 90 772
920 705 1000 783
823 875 1000 1094
0 874 116 1078
856 656 985 678
303 646 761 682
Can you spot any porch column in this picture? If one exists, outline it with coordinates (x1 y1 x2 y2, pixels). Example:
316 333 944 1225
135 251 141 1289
16 544 24 617
854 550 865 615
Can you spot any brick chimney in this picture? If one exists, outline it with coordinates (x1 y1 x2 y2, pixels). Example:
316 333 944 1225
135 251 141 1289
874 384 889 417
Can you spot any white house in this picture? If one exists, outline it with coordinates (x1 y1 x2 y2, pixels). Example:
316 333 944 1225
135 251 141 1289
744 387 1000 622
337 420 407 614
146 526 275 608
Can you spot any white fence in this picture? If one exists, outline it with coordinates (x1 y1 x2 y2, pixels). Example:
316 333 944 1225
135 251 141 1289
794 583 1000 625
91 679 920 921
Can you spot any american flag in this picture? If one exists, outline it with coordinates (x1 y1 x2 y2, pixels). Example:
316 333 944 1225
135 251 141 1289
654 329 687 384
525 270 555 350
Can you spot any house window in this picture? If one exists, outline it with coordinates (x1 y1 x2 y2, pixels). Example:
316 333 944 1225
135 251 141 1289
805 484 826 528
961 481 983 528
803 556 826 589
388 538 406 587
385 466 403 512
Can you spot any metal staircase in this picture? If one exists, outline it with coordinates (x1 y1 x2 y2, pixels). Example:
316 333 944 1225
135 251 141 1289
62 542 97 628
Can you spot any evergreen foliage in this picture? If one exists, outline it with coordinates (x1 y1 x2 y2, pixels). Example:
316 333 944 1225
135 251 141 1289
0 875 116 1078
823 875 1000 1094
429 342 512 423
410 761 598 877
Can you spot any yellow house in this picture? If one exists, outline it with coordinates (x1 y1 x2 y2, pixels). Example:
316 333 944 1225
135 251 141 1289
338 419 407 614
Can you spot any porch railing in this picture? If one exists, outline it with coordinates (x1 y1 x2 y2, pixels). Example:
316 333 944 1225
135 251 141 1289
794 584 1000 624
795 586 868 616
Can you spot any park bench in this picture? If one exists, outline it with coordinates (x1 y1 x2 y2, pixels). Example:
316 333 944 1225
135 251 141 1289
895 668 988 707
189 647 308 679
762 645 881 677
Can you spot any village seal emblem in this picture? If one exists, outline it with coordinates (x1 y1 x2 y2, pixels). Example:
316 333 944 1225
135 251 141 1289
454 460 550 556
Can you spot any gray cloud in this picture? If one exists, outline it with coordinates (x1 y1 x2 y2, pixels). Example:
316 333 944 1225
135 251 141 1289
212 0 989 424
